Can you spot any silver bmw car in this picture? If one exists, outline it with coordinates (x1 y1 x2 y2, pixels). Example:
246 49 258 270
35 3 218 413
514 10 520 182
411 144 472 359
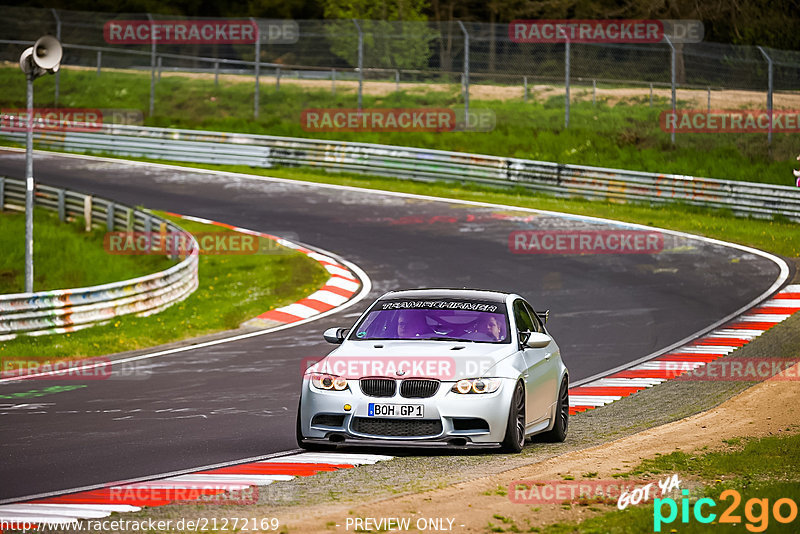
296 289 569 452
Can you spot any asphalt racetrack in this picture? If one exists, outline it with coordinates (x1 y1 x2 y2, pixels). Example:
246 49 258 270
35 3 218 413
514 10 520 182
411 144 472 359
0 150 785 501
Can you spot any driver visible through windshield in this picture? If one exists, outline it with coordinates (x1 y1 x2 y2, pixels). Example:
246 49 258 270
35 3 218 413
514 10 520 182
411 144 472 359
350 299 510 343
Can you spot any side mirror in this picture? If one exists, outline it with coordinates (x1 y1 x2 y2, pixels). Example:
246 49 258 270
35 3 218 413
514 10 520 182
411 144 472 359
525 332 552 349
323 327 347 344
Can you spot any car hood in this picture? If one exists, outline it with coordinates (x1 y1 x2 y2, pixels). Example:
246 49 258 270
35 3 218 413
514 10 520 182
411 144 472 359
309 340 516 381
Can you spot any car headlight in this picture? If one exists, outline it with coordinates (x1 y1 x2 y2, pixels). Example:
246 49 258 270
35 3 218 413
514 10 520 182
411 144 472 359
311 373 349 391
451 378 502 394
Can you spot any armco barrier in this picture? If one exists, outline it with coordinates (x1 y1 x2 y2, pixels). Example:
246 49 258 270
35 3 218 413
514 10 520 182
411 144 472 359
2 124 799 221
0 176 199 340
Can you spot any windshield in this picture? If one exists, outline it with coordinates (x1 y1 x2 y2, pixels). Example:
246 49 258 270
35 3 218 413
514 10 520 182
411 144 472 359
349 299 510 343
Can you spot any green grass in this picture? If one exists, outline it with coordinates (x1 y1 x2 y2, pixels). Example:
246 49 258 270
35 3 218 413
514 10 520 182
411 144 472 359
121 161 800 258
0 207 172 293
0 211 330 360
2 66 798 185
530 432 800 534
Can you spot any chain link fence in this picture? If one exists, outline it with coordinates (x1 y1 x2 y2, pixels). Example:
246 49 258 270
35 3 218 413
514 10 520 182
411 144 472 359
1 5 799 138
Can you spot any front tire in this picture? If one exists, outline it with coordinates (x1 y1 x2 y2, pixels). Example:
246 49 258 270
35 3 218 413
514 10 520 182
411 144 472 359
500 381 526 453
540 376 569 442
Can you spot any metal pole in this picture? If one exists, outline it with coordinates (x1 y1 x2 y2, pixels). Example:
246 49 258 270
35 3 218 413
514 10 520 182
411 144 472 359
523 76 528 102
757 46 773 146
649 83 653 107
97 50 102 76
214 61 219 87
24 75 34 293
276 66 281 90
52 8 61 105
147 13 156 117
665 36 676 145
157 55 162 82
332 68 336 95
564 40 570 128
252 17 260 119
353 20 363 111
395 69 399 92
457 21 469 119
707 87 710 112
592 79 596 107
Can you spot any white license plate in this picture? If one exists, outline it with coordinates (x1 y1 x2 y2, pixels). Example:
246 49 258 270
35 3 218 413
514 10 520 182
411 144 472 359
368 403 424 418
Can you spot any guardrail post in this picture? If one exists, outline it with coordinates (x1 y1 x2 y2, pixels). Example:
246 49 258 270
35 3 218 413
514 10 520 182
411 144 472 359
52 8 61 105
147 13 156 117
106 202 115 231
126 208 133 231
457 21 469 119
665 35 676 145
57 189 65 221
757 46 774 146
144 215 152 235
0 177 4 211
84 196 92 232
353 19 363 111
252 17 261 119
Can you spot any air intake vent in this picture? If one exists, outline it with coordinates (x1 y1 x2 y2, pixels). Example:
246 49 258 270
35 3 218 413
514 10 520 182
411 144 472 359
351 417 443 437
400 379 440 398
359 378 396 397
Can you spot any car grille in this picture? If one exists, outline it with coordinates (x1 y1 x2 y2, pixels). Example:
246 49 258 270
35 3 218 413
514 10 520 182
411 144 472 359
351 417 443 437
359 378 396 397
399 379 440 398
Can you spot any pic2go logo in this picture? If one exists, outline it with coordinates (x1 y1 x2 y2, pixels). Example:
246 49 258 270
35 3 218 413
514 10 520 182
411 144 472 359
654 489 798 532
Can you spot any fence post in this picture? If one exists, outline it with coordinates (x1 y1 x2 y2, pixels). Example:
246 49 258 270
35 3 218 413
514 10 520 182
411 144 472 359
649 83 653 107
665 35 676 145
0 177 4 211
457 21 469 120
757 46 774 146
353 19 363 111
84 196 92 232
106 203 115 231
707 87 711 112
592 79 596 106
96 51 102 76
252 17 260 119
332 68 336 96
523 76 528 102
126 208 133 231
157 56 162 82
395 69 400 92
57 189 65 221
564 38 570 128
51 8 61 105
276 66 281 90
214 61 219 87
147 13 156 117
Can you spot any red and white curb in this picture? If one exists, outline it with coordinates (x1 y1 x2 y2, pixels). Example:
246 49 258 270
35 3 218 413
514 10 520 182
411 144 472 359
568 284 800 414
0 453 392 529
163 212 362 328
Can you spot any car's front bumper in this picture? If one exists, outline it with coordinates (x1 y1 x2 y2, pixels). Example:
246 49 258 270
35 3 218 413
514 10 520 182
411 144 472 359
297 377 516 447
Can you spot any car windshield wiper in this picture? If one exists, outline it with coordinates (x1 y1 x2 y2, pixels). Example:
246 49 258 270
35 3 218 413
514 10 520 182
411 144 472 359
426 336 474 342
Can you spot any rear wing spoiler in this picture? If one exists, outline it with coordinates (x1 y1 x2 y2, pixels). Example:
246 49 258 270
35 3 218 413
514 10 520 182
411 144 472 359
535 309 549 324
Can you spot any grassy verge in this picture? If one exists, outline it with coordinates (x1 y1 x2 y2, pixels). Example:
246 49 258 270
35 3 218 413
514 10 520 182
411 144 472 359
1 66 797 185
0 211 330 361
529 431 800 534
116 160 800 258
0 207 172 293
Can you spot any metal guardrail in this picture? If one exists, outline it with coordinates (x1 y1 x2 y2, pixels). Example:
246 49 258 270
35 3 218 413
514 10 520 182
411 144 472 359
0 176 199 340
2 124 799 222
